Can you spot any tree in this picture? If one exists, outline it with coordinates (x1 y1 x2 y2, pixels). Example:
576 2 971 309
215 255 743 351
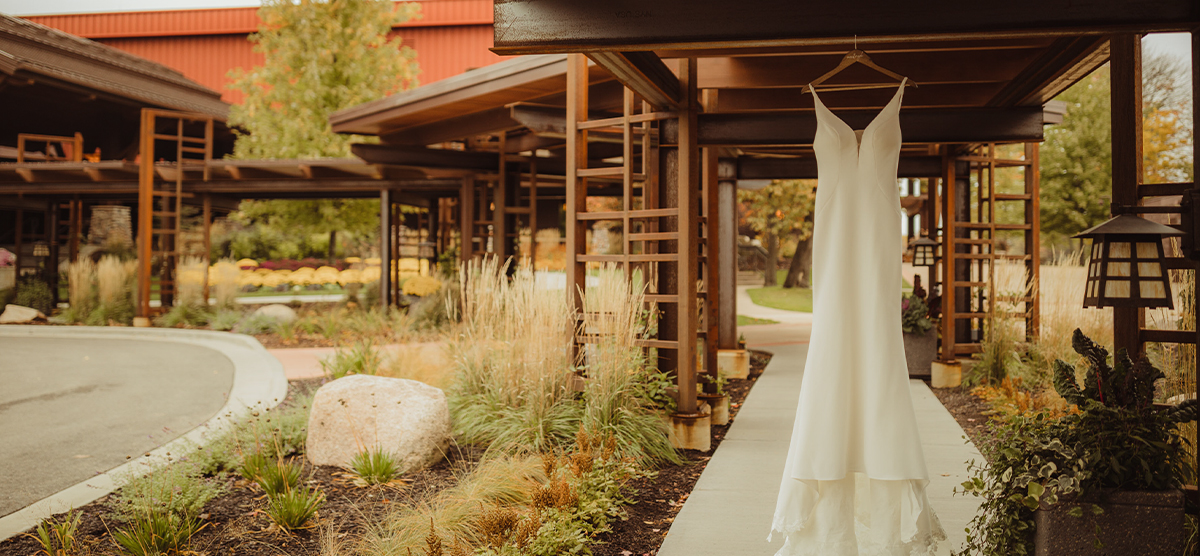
738 180 816 287
226 0 422 261
1040 51 1193 251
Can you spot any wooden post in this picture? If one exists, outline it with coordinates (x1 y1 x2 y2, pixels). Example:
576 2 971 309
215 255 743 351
939 146 956 361
565 53 589 315
1192 29 1199 406
202 193 211 305
676 57 700 415
1024 142 1041 340
460 177 473 262
380 188 393 309
136 109 154 319
1110 33 1144 357
495 132 509 261
47 199 59 305
701 90 720 392
717 158 738 350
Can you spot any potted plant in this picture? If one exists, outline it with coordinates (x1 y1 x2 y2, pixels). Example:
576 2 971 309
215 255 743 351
901 292 936 378
959 329 1196 556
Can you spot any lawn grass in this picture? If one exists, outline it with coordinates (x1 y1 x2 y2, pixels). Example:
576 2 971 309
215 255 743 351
737 315 779 325
746 285 813 313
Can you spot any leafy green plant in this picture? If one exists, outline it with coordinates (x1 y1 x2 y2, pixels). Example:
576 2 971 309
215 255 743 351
320 339 383 379
698 373 728 397
108 464 225 524
30 509 81 556
154 303 211 328
350 446 402 485
900 293 933 335
959 329 1196 555
232 312 274 334
111 511 202 556
244 456 303 497
207 309 243 331
187 388 313 475
265 486 324 530
15 276 54 314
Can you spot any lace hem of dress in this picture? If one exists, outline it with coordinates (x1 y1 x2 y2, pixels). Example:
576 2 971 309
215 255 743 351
768 475 946 556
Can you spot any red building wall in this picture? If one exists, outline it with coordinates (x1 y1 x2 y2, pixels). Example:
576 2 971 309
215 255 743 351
25 0 508 105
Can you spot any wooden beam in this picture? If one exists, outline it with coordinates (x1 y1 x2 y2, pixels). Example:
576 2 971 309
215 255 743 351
738 155 960 179
698 107 1050 146
1110 34 1144 357
380 106 520 145
716 83 1004 112
492 0 1199 54
986 36 1109 106
587 51 682 110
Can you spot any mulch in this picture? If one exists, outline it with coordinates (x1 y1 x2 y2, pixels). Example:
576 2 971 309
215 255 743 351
0 352 773 556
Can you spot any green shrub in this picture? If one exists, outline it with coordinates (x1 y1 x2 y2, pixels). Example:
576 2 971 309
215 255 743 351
186 388 314 476
0 287 14 307
247 458 303 497
14 277 54 314
111 511 202 556
320 339 383 379
154 303 211 328
108 464 226 524
207 309 242 331
349 447 401 485
265 487 324 530
30 509 81 556
232 313 274 335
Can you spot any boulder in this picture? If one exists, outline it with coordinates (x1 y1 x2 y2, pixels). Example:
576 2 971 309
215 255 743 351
0 304 45 324
252 303 297 324
306 374 451 472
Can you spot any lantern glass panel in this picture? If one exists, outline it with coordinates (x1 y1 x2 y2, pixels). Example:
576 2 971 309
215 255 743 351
1093 243 1102 257
1138 262 1163 278
1089 263 1099 277
1141 281 1166 298
1136 242 1159 259
1088 281 1098 297
1109 242 1131 258
1105 280 1131 298
1107 262 1131 277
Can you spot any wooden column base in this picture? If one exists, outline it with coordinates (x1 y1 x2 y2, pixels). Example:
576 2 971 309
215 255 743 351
668 405 711 451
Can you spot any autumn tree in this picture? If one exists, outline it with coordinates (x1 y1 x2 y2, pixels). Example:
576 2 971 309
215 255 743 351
226 0 421 261
1040 50 1193 251
738 180 816 287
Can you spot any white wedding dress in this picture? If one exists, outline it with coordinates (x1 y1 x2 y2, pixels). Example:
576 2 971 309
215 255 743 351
769 79 946 555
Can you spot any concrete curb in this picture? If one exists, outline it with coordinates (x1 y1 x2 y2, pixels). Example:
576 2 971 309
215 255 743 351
0 326 288 541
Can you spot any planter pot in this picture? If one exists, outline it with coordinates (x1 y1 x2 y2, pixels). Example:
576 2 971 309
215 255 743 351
1035 489 1184 556
903 327 937 378
718 349 750 380
698 393 729 425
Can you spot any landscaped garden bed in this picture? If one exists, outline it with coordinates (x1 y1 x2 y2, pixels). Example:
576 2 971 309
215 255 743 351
1 260 772 556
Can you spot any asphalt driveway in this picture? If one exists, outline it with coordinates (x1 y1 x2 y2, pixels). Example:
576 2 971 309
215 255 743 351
0 336 234 517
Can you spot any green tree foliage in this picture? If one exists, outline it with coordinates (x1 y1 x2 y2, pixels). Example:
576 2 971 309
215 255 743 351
738 180 816 286
1040 50 1193 250
227 0 420 158
225 0 422 259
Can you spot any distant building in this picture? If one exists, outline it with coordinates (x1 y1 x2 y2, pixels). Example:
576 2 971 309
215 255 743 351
24 0 510 104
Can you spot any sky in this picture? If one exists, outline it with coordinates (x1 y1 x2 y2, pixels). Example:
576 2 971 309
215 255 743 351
0 1 1192 69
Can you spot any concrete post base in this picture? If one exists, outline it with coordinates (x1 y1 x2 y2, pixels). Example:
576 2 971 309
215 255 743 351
931 360 962 388
718 349 749 379
669 404 711 451
699 394 729 425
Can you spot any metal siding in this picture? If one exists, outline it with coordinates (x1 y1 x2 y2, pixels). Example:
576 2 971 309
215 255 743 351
26 1 507 104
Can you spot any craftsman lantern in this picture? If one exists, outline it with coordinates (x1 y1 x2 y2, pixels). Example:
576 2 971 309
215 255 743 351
1074 214 1182 309
909 237 938 267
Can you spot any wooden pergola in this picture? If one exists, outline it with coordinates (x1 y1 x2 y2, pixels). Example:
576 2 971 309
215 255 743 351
329 2 1199 448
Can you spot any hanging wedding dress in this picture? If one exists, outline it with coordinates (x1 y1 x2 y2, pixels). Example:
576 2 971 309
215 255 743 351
769 79 945 556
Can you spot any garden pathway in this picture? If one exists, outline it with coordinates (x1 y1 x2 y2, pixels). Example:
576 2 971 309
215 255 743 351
0 336 234 518
657 317 981 555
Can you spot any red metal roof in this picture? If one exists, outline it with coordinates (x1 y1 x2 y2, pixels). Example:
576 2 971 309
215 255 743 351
24 0 510 104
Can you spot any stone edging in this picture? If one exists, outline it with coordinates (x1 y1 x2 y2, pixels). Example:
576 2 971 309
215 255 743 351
0 326 288 541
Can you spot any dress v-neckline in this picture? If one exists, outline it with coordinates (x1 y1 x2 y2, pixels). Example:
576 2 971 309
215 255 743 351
810 78 907 153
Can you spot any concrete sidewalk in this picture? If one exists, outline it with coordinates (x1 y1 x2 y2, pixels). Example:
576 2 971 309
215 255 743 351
657 309 980 554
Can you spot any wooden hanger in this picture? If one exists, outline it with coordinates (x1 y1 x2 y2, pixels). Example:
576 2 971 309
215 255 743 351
802 48 918 94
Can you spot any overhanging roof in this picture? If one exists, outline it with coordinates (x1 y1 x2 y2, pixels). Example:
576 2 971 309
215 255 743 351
0 13 228 118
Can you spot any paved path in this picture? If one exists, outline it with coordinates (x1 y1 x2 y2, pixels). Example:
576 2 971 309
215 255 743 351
656 301 980 555
0 336 235 518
